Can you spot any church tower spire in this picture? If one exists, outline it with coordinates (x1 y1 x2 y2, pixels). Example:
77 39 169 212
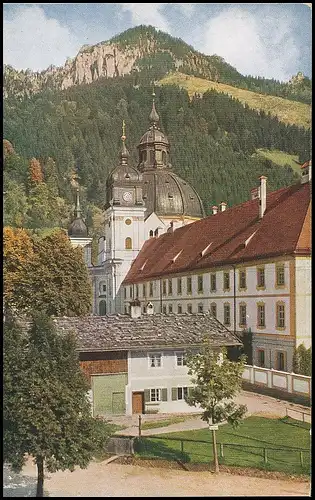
75 188 82 218
149 88 160 128
120 119 130 165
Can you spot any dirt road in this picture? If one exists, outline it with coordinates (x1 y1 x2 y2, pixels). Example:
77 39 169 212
22 459 310 497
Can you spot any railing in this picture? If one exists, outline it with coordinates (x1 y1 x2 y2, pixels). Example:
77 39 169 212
134 435 311 474
285 407 311 423
242 365 311 397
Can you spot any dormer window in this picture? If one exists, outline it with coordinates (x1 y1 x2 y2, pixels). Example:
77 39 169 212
168 193 174 199
125 173 130 179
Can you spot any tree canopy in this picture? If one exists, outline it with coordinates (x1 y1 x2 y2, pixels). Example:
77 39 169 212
3 313 112 497
4 227 92 316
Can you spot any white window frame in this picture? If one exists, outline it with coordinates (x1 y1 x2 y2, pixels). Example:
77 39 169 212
177 386 188 400
150 388 161 402
175 352 186 367
148 352 162 368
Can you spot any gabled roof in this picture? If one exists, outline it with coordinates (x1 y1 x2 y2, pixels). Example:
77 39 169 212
18 314 241 352
124 182 311 284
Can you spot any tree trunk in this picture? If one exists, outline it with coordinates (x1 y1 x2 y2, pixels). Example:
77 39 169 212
36 456 44 497
212 429 219 473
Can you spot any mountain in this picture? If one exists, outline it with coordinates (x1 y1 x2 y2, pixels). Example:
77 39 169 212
3 26 311 263
4 25 311 104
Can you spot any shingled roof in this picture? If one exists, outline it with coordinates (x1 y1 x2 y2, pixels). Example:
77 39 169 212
123 181 311 284
49 313 242 352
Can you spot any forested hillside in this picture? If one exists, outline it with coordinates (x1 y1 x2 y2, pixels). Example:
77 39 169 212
4 75 310 262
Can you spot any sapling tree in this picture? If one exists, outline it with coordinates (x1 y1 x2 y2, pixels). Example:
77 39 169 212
185 337 247 472
3 312 112 497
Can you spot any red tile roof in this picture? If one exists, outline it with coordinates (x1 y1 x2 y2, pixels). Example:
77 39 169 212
123 182 311 284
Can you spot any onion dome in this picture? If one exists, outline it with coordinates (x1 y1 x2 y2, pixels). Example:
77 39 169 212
107 121 142 184
68 188 88 237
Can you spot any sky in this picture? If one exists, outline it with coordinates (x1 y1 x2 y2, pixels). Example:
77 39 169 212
3 3 312 82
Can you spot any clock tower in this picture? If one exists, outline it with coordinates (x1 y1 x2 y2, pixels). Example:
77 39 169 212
100 123 146 314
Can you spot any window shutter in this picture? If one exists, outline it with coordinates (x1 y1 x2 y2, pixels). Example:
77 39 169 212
144 389 150 403
172 387 178 401
161 388 168 401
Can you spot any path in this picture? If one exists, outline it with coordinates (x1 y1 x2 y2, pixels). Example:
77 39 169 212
110 390 311 436
20 460 310 497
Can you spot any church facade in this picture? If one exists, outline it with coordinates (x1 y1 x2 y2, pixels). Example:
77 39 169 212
81 95 205 316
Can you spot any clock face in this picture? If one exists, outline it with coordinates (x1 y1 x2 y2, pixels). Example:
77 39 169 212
123 191 132 202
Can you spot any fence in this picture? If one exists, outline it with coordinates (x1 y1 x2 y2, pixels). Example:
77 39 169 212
285 407 311 424
134 435 311 475
242 365 311 397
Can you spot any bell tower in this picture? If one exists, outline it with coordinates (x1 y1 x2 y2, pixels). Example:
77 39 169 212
100 123 146 314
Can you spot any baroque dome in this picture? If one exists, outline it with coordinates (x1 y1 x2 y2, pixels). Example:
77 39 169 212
142 169 204 219
68 217 88 238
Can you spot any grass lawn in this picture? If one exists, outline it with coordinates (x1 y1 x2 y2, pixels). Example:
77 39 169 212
158 72 311 129
135 416 311 476
141 415 196 430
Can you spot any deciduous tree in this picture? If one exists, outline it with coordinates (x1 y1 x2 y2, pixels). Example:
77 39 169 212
4 313 112 497
185 339 247 472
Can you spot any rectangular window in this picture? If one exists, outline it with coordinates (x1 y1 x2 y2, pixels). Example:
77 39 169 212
124 305 128 314
239 304 247 327
177 387 188 400
176 352 186 367
142 283 146 297
198 303 204 313
210 303 217 318
150 388 161 402
187 304 192 314
124 287 127 299
135 284 139 298
149 282 153 297
162 305 167 314
130 286 133 298
102 284 107 293
257 349 265 368
197 275 203 293
168 304 173 313
187 276 192 294
276 264 285 286
177 278 182 295
276 303 285 328
162 280 167 295
257 304 265 327
149 353 162 368
177 304 182 314
224 303 231 326
276 351 285 371
223 272 230 291
257 268 265 288
168 279 173 295
210 273 216 292
239 270 246 290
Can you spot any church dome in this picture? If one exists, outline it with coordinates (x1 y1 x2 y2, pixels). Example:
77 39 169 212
138 128 169 146
68 217 88 237
142 169 204 219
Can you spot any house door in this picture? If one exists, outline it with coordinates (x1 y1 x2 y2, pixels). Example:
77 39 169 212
132 391 144 414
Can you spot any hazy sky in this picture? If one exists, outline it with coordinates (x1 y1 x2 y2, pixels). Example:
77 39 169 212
3 3 312 82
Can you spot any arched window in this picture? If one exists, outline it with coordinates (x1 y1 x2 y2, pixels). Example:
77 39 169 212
125 237 132 249
149 230 154 237
162 151 166 164
154 228 159 236
142 150 147 162
150 150 155 164
99 300 106 316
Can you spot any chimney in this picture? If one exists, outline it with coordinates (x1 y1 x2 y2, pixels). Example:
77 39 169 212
219 202 227 212
250 187 260 200
301 160 312 184
212 205 218 215
130 298 141 319
259 176 267 219
146 301 154 315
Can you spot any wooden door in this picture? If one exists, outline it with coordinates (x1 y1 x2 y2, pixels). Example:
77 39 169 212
132 391 144 414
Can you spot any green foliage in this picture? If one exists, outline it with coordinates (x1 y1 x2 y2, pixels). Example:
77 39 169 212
292 344 312 376
186 339 247 426
4 228 92 317
3 313 114 494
